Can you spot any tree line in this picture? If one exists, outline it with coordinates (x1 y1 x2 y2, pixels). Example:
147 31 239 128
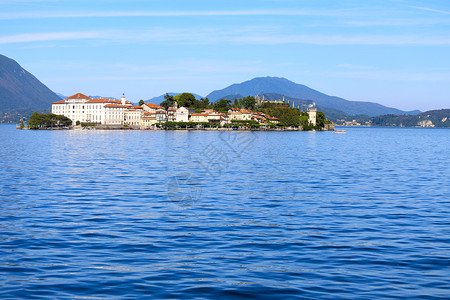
27 112 72 129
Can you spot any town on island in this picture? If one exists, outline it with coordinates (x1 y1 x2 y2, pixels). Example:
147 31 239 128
21 92 334 131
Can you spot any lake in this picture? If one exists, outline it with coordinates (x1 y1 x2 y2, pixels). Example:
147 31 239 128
0 124 449 299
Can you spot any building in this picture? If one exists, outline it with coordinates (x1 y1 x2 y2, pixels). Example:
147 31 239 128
255 94 284 105
141 112 158 128
307 107 317 126
124 106 144 127
51 92 136 125
143 103 164 113
175 107 189 122
190 113 209 123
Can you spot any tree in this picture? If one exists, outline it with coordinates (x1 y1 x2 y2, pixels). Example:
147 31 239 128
316 111 325 128
27 112 72 129
241 96 256 110
213 99 231 113
233 98 241 108
160 93 175 110
174 93 197 108
138 99 144 106
19 118 24 129
201 97 210 108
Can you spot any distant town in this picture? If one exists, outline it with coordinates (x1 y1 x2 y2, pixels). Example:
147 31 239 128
22 93 333 131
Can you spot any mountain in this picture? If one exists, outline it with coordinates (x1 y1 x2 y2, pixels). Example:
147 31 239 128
249 92 349 121
370 109 450 127
147 92 204 104
0 54 61 115
56 93 66 100
207 76 420 117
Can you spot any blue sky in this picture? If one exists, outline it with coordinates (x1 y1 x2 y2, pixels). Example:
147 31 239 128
1 0 449 111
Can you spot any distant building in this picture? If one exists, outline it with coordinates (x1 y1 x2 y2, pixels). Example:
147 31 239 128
418 120 435 127
307 108 317 126
175 107 189 122
51 93 140 126
255 94 284 105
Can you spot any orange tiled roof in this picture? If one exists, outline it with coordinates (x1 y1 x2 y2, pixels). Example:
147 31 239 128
104 104 129 108
87 98 118 104
52 100 65 104
144 103 164 109
67 93 91 100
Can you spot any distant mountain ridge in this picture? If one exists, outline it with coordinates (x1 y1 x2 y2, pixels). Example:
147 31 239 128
207 77 421 117
0 54 60 114
0 54 429 122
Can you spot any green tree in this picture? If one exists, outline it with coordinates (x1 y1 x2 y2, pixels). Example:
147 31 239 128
233 98 241 108
160 93 175 110
213 99 231 113
316 111 325 128
241 96 256 110
138 99 144 106
201 97 210 108
27 112 71 129
174 93 196 108
28 112 42 129
19 118 24 129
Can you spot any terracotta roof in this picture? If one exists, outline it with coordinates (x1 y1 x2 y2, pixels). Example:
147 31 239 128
190 113 208 116
87 98 115 103
132 106 143 109
104 104 129 108
144 103 164 109
144 112 156 116
52 100 66 104
240 109 252 114
67 93 91 100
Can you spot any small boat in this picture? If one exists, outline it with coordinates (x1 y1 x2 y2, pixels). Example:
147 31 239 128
333 130 346 134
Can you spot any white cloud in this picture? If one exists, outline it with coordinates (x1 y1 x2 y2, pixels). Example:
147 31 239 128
2 28 450 46
0 9 348 20
410 6 450 15
0 31 102 44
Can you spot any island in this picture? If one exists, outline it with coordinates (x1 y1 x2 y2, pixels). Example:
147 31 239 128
21 93 334 131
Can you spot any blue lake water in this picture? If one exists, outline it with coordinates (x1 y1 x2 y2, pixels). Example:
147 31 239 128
0 124 449 299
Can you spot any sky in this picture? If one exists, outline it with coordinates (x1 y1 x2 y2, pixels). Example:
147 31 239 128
1 0 449 111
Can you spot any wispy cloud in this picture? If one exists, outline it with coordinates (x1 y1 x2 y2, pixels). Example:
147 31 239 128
410 6 450 15
0 9 348 20
2 28 450 46
0 31 102 44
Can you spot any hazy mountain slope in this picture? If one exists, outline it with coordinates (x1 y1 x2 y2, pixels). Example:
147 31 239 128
0 54 60 114
207 77 420 117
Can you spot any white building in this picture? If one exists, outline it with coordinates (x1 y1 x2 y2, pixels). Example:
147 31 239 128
52 92 137 126
143 103 165 113
175 107 189 122
190 113 209 123
307 108 317 126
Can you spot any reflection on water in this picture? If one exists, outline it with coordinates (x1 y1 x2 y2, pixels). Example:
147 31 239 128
0 125 449 299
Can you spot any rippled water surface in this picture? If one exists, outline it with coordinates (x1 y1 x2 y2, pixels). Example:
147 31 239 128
1 125 449 299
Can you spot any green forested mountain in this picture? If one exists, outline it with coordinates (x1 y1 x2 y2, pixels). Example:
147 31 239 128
369 109 450 127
